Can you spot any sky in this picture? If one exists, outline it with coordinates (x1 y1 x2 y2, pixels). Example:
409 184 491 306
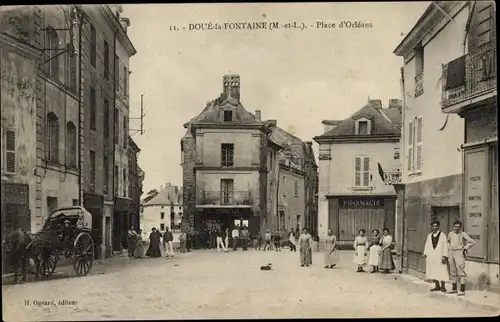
123 2 430 195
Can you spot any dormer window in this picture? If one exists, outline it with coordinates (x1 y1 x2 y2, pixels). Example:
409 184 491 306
358 121 368 135
224 110 233 122
354 117 372 135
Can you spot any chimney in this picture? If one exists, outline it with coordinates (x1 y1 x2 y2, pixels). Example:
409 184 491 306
322 120 342 134
266 119 277 127
304 141 313 146
255 110 261 121
388 99 402 109
369 99 382 109
120 17 130 33
223 75 240 100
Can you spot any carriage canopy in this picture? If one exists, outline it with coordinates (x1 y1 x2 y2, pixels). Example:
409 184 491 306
42 207 92 232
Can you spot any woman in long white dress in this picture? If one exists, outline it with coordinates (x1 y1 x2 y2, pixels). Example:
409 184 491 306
353 229 368 272
368 229 381 273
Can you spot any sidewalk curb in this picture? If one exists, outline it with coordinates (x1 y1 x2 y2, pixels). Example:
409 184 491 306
397 274 500 313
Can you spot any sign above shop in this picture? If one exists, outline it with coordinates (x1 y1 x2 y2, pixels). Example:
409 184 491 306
339 197 385 207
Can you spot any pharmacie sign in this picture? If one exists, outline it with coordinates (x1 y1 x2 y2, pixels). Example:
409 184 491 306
464 148 488 258
339 197 385 207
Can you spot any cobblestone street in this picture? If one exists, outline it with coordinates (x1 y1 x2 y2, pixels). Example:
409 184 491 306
2 250 498 320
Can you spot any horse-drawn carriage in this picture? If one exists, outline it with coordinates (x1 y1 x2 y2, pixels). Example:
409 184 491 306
28 206 95 279
4 206 95 283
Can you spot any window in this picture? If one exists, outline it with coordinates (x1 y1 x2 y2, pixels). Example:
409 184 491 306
103 156 109 194
123 66 128 97
294 180 299 197
47 197 58 217
90 150 96 190
46 27 59 77
67 43 77 90
103 99 109 138
221 179 234 204
66 122 77 167
47 112 59 163
358 121 368 135
221 143 234 167
114 108 120 145
407 117 423 175
90 87 96 130
223 110 233 122
114 165 119 195
415 45 424 75
355 156 370 187
160 223 165 231
115 54 120 86
90 24 96 68
4 129 16 173
123 168 127 197
161 212 165 219
104 41 110 80
123 115 127 148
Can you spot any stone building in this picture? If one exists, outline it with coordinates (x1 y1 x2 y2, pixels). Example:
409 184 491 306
140 183 183 243
0 13 41 233
128 136 143 240
0 5 137 260
430 2 497 285
181 75 276 235
268 124 318 233
181 74 318 238
394 1 498 285
314 99 402 248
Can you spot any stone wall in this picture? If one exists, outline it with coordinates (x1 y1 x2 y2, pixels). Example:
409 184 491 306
182 134 196 232
464 104 497 143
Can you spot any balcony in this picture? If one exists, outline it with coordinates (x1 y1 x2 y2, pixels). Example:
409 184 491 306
200 191 252 206
441 43 497 113
384 171 402 185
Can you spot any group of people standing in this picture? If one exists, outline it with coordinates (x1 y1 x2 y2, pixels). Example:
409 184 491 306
126 225 145 258
353 228 395 274
423 219 475 296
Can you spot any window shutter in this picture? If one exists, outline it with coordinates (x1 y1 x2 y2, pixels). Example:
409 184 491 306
363 157 370 186
6 130 16 173
407 120 414 173
355 156 361 186
416 117 423 172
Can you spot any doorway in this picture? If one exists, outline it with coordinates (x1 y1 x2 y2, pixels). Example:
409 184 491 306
432 206 459 234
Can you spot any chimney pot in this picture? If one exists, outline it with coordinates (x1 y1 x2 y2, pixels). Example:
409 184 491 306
369 99 382 109
255 110 261 121
267 119 277 127
223 74 240 100
388 99 402 109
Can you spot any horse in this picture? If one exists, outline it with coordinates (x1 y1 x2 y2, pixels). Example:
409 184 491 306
3 229 38 284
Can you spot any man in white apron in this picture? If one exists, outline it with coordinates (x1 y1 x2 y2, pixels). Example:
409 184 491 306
423 220 449 292
447 220 476 296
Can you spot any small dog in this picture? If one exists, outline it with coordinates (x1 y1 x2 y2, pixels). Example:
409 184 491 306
260 263 272 271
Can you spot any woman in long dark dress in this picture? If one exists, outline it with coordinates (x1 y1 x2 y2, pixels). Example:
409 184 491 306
146 228 162 258
379 228 395 274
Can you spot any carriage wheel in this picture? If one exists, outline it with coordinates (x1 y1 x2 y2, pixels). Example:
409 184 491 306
39 252 58 279
73 233 94 276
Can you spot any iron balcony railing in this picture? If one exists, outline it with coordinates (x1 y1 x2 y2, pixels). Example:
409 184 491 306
441 42 497 109
201 191 252 206
414 71 424 98
384 171 402 185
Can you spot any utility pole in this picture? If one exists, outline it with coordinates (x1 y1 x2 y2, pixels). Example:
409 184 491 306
129 93 145 136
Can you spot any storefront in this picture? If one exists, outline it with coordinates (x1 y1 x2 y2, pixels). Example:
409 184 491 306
113 197 131 251
83 193 104 260
196 206 258 235
1 182 30 231
460 102 498 285
326 195 396 248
